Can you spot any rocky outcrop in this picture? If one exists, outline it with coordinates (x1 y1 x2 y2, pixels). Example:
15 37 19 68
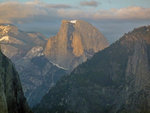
15 48 67 107
0 24 67 107
0 21 108 108
44 20 109 71
34 25 150 113
0 24 46 61
0 50 32 113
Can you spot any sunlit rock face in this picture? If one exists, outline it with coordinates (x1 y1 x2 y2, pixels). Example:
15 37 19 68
0 51 32 113
44 20 109 71
0 24 67 107
34 25 150 113
0 21 109 108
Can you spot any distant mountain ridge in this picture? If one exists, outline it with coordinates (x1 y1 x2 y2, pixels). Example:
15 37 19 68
0 24 47 60
0 20 109 107
34 25 150 113
0 24 66 107
44 20 109 71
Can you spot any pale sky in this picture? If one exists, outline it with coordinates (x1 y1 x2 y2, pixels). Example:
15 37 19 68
1 0 150 9
0 0 150 43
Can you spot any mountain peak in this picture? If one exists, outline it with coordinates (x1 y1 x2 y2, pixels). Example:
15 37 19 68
44 20 109 70
70 20 77 24
62 20 78 24
34 25 150 113
119 25 150 47
0 24 18 35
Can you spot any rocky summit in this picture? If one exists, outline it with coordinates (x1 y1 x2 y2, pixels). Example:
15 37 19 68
0 24 47 61
0 24 67 107
44 20 109 71
0 50 32 113
0 21 108 108
34 25 150 113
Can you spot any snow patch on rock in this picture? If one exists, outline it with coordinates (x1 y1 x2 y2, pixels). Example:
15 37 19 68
70 20 77 24
49 60 68 70
24 46 44 59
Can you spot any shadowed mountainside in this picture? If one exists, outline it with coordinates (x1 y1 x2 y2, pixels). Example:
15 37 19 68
0 50 32 113
34 25 150 113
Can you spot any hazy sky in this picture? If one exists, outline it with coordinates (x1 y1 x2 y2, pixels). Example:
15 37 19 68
0 0 150 43
1 0 150 9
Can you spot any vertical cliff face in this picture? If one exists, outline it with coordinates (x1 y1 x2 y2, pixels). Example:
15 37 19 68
0 24 68 107
0 51 32 113
115 26 150 113
34 25 150 113
44 20 109 70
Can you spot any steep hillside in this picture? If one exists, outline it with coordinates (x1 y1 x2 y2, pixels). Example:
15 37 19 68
0 50 32 113
0 21 108 107
15 47 67 107
34 25 150 113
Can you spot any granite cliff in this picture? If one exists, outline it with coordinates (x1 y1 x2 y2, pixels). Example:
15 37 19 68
34 25 150 113
44 20 109 71
0 21 109 107
0 24 67 107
